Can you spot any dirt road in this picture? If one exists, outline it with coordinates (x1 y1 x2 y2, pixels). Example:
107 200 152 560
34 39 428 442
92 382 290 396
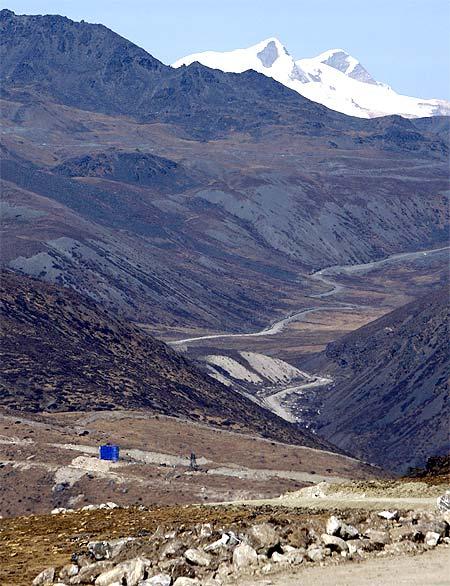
237 549 450 586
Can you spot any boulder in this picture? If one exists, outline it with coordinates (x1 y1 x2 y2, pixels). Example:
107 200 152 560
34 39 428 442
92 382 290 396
425 531 440 547
173 579 200 586
95 558 148 586
364 528 391 546
205 532 239 552
437 491 450 513
272 548 303 565
88 538 134 560
32 568 56 586
417 520 448 538
160 538 185 559
325 516 341 536
307 547 324 562
325 516 358 539
59 564 79 580
286 526 310 549
321 534 348 553
248 523 279 553
232 543 258 570
184 548 212 567
70 561 114 584
390 525 421 543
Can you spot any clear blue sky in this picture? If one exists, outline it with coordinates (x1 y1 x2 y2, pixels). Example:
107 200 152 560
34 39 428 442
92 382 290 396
2 0 450 100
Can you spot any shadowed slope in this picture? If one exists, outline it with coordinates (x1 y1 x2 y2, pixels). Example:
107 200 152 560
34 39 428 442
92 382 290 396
0 271 335 451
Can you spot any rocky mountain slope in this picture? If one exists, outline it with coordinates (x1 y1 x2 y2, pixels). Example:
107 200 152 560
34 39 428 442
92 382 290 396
0 10 448 334
312 288 449 471
174 37 450 118
0 271 333 450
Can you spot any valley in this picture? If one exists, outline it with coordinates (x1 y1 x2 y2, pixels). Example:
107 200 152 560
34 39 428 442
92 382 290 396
163 246 448 422
0 7 449 585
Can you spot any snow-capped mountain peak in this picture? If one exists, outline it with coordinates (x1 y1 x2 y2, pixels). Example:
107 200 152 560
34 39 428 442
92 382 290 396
173 39 450 119
314 48 377 85
172 37 311 85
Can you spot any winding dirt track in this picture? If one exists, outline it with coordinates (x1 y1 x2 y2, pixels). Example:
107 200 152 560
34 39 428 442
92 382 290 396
169 246 449 422
170 246 449 347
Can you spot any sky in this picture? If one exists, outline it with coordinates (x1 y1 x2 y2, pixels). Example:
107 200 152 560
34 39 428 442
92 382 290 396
2 0 450 100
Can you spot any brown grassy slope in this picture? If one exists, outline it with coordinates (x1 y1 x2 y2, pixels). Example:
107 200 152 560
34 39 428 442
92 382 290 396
0 271 333 450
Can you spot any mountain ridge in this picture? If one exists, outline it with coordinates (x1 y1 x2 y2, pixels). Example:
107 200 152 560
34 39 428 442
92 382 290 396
311 287 449 472
174 37 450 119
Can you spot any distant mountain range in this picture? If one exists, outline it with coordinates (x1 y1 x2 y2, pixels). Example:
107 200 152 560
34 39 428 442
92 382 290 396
1 9 449 332
173 38 450 119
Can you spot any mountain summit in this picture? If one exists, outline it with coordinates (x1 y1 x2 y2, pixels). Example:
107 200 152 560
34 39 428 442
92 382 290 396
174 39 450 118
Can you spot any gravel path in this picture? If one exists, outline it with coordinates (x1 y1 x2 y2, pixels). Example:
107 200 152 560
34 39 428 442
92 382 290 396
237 549 450 585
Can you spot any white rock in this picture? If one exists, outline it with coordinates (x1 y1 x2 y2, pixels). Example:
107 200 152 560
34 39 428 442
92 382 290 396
248 523 279 552
307 547 324 562
88 538 134 560
184 548 212 567
325 516 341 536
95 558 148 586
321 534 349 552
173 579 200 586
378 510 399 521
233 543 258 569
205 531 239 552
425 531 441 547
59 564 79 579
32 567 55 586
199 523 213 538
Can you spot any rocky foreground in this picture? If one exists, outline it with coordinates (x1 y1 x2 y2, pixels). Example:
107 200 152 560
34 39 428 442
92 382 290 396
26 501 450 586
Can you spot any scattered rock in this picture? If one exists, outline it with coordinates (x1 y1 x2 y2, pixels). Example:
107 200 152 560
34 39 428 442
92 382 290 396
390 525 421 543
